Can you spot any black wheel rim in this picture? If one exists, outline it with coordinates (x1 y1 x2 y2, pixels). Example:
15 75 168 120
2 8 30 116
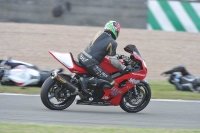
122 84 150 111
47 82 72 107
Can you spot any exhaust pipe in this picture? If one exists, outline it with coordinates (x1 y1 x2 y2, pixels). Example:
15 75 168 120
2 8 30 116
51 70 85 99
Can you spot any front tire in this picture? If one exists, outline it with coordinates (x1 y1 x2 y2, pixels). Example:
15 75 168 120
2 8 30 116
120 80 151 113
40 75 76 110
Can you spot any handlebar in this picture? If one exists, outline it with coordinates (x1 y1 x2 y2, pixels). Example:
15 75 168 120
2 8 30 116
122 56 130 62
0 60 7 67
119 55 131 65
0 57 12 67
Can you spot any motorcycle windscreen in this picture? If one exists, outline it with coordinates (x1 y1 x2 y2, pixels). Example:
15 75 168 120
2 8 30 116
8 65 40 86
49 51 73 69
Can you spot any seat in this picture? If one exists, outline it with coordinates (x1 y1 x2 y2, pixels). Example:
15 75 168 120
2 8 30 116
69 53 83 67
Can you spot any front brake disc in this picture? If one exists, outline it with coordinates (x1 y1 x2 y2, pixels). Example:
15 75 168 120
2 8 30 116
128 89 145 106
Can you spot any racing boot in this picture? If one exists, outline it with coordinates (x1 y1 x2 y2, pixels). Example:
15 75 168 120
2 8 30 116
79 77 92 95
88 77 98 86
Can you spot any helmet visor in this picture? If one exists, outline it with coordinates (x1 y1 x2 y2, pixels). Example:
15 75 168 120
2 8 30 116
114 22 120 37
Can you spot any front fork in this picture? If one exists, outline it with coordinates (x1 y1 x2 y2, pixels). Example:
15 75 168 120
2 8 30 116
133 86 139 95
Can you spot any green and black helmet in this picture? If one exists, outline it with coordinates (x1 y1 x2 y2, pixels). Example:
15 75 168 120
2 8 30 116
104 21 120 40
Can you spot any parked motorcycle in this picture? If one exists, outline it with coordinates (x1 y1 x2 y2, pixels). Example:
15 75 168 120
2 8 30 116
40 44 151 113
162 66 200 92
0 58 63 87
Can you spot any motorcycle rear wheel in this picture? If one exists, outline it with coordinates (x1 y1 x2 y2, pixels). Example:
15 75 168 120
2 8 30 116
120 80 151 113
40 74 76 110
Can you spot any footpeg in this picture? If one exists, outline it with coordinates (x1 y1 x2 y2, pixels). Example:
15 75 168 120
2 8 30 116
81 87 92 95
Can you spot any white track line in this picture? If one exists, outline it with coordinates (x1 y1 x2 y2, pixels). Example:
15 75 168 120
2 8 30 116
152 99 200 103
0 93 39 96
0 93 200 103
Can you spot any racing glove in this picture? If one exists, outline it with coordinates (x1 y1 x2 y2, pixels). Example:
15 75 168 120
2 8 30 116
119 54 125 59
121 65 132 74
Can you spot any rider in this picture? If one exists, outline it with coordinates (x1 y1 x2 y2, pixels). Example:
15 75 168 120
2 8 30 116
78 20 132 94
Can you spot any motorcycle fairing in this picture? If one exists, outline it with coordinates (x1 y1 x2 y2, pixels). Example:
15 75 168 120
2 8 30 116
8 59 34 67
102 71 147 105
8 65 40 86
102 51 147 105
49 51 88 74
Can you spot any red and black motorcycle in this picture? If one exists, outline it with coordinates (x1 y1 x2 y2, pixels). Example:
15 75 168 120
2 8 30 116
40 44 151 113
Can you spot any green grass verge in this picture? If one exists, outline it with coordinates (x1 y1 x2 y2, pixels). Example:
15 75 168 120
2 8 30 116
0 81 199 100
149 81 200 100
0 123 200 133
0 85 40 94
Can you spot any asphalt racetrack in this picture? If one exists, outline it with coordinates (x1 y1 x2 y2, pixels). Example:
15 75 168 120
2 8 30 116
0 94 200 129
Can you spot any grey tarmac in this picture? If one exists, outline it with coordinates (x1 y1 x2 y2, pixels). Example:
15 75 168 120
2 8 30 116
0 94 199 129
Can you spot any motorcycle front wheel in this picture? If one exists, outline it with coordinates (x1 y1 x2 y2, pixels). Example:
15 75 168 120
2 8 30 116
120 80 151 113
40 74 76 110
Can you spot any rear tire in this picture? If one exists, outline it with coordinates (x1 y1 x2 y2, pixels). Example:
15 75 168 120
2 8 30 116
40 75 76 110
120 80 151 113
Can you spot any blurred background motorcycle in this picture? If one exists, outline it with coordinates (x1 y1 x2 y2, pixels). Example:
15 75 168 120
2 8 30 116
162 66 200 93
0 58 63 87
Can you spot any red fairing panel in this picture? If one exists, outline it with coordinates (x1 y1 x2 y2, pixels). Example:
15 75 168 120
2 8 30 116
102 71 147 105
49 51 88 74
100 56 120 74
